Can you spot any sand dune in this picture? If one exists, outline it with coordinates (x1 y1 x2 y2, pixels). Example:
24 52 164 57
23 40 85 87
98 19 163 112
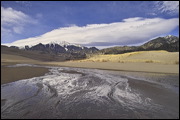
78 50 179 64
1 51 179 74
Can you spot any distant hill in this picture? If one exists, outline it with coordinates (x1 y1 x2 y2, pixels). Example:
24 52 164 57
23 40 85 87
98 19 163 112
1 42 99 61
101 35 179 54
1 45 67 61
140 35 179 51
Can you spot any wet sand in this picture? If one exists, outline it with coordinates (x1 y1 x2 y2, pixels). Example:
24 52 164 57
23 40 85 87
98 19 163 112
1 65 179 119
1 52 179 74
1 66 49 85
1 51 179 86
44 61 179 74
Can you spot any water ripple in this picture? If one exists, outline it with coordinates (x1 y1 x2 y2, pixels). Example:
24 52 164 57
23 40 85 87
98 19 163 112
1 64 179 119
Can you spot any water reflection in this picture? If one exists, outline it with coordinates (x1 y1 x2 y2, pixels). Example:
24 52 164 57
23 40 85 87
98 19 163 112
1 64 179 119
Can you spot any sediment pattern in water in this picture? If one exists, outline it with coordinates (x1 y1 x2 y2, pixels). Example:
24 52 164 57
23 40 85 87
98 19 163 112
1 64 179 119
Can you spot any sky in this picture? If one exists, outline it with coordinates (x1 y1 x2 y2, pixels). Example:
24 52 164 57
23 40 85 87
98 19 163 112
1 1 179 49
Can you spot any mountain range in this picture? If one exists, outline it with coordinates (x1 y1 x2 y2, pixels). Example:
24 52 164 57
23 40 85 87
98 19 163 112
100 35 179 54
2 35 179 61
2 41 99 61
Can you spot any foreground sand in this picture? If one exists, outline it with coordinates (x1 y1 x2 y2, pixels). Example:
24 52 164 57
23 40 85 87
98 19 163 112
1 66 49 85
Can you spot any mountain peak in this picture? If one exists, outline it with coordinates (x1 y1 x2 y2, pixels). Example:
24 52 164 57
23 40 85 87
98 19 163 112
48 41 84 49
101 35 179 54
49 41 71 47
164 35 178 39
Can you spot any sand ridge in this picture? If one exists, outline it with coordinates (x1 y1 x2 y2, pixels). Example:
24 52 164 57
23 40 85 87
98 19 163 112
78 50 179 64
1 50 179 75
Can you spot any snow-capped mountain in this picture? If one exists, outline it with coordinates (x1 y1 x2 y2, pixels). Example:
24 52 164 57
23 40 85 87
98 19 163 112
164 35 176 39
2 41 99 61
164 35 179 44
24 42 98 54
2 37 99 55
3 39 83 49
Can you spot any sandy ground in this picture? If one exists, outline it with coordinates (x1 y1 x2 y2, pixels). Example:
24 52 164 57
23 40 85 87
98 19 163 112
44 61 179 74
1 54 39 65
80 50 179 64
1 50 179 84
43 51 179 74
1 51 179 119
1 66 49 85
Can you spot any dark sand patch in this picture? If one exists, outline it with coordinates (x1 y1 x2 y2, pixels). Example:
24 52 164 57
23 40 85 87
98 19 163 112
1 99 7 107
1 66 49 85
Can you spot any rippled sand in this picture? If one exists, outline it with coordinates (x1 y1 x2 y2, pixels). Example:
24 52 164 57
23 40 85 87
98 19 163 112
1 64 179 119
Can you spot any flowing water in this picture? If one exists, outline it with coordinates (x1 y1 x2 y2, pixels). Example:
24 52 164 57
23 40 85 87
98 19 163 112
1 64 179 119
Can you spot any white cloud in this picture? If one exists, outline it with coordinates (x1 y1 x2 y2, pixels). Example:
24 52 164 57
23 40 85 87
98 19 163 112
122 17 144 22
3 17 179 49
155 1 179 15
1 6 37 35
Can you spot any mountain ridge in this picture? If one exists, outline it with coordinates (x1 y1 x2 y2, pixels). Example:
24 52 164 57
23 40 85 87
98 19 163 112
1 35 179 61
100 35 179 54
2 42 99 61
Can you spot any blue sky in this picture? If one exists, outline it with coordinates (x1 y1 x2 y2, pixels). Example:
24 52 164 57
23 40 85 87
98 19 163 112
1 1 179 48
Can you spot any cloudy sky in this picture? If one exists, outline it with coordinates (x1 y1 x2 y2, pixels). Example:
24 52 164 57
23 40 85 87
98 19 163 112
1 1 179 49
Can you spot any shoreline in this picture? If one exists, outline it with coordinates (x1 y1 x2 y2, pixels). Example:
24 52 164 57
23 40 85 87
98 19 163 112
42 61 179 74
1 51 179 74
2 61 179 74
1 61 179 85
54 65 179 75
